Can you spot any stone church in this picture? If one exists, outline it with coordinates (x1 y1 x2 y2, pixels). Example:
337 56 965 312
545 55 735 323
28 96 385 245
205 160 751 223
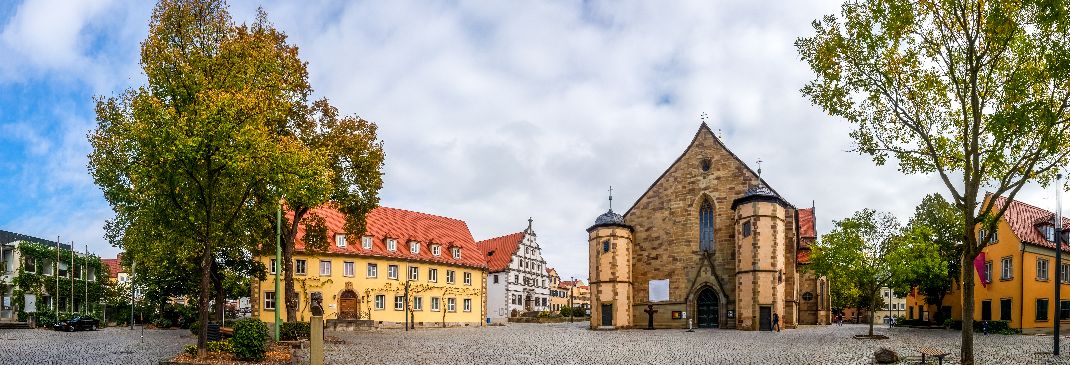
587 123 831 330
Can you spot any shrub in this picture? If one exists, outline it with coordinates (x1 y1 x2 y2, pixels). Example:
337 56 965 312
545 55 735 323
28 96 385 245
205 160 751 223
207 339 234 353
154 318 173 329
189 321 200 336
231 319 269 361
279 322 310 341
184 345 197 357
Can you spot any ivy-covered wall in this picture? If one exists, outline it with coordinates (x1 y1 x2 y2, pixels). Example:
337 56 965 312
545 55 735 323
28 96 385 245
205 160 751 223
10 241 109 319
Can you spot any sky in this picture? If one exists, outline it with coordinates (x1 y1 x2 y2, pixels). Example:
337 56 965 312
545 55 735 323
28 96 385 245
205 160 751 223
0 0 1065 282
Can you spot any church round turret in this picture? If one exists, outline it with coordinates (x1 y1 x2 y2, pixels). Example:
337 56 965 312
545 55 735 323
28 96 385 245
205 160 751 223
731 183 788 210
594 209 625 226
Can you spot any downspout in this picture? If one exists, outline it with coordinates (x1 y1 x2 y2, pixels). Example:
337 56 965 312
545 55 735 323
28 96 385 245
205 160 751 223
1020 241 1025 331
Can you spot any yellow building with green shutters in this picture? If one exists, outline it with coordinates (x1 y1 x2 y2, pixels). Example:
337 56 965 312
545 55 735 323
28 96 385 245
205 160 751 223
252 205 488 328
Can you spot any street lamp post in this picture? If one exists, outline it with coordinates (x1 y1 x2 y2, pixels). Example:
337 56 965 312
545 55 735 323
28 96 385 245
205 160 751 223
1055 173 1063 356
569 277 575 323
274 202 282 341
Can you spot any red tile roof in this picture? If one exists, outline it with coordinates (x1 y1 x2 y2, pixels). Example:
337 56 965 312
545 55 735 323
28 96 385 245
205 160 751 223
477 232 525 273
798 208 816 239
989 194 1070 252
293 205 486 269
101 258 122 278
796 250 811 264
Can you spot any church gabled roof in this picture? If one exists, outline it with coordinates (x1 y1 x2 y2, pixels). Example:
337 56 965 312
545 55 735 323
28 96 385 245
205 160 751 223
624 123 792 217
477 231 525 273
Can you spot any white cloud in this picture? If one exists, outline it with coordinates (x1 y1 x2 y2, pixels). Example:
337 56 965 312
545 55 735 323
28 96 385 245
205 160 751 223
7 0 1066 282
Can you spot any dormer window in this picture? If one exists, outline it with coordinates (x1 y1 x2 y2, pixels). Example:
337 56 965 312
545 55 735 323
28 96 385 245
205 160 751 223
410 241 420 254
362 236 373 250
335 234 346 248
451 247 461 259
432 245 441 256
387 239 397 251
1042 225 1056 242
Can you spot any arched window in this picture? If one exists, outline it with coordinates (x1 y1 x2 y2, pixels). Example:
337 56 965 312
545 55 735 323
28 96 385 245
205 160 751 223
700 199 715 252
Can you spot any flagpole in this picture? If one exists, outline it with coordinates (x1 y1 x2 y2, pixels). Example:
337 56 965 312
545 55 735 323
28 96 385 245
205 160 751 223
85 244 89 316
1055 173 1063 356
70 241 74 314
55 236 59 313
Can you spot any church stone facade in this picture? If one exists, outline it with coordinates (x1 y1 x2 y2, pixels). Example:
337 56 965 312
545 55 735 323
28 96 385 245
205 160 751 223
587 123 829 330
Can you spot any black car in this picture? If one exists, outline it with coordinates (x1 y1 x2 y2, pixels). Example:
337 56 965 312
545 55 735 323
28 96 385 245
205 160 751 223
53 316 99 332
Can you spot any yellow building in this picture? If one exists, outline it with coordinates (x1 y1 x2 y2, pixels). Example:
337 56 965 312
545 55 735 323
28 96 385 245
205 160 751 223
252 205 488 328
907 194 1070 334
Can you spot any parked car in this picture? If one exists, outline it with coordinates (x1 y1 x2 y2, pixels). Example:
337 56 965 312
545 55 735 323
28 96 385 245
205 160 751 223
53 316 99 332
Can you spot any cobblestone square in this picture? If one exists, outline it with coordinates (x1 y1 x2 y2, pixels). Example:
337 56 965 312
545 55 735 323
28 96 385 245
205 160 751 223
0 327 191 365
325 323 1070 365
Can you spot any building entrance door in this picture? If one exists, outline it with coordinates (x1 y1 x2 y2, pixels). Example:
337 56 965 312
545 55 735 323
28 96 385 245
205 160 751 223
601 303 613 326
759 306 772 331
338 290 358 320
697 288 719 328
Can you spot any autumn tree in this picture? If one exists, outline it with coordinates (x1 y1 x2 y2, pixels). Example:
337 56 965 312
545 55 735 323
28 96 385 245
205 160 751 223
277 99 384 322
88 0 326 357
809 209 944 336
797 1 1070 362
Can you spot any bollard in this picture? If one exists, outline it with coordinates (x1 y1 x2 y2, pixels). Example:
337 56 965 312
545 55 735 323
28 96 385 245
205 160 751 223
311 315 324 365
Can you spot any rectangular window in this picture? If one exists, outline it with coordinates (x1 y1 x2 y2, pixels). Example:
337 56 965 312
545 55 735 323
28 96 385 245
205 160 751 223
388 265 399 280
362 236 373 250
320 261 332 276
464 272 472 285
1038 259 1050 281
432 245 441 256
463 298 472 312
446 270 455 284
375 295 385 310
447 298 456 312
264 292 276 310
296 259 307 275
984 261 992 283
367 263 378 278
335 234 346 248
409 266 419 281
1000 298 1012 321
387 239 397 251
451 247 461 259
413 296 423 311
269 259 276 275
24 257 36 273
1062 300 1070 321
1001 257 1012 280
410 241 420 254
73 264 82 280
602 241 610 253
394 296 404 311
431 297 441 311
429 268 438 283
493 275 499 284
344 262 354 277
1063 263 1070 284
1037 298 1050 321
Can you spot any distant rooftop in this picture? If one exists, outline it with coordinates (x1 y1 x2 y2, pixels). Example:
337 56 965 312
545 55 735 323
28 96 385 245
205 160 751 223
0 229 73 251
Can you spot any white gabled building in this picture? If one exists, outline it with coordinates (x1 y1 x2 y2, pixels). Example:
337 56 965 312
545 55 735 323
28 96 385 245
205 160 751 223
478 219 551 321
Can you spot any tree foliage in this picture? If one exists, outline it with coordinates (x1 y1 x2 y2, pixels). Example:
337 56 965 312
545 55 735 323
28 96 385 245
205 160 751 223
797 1 1070 362
88 0 325 357
809 209 943 336
902 193 964 320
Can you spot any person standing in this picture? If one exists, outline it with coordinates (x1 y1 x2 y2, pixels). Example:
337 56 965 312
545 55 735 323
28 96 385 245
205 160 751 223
772 312 781 332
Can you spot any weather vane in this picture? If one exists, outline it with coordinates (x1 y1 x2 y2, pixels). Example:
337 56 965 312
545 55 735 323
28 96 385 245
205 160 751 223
756 158 763 178
608 186 614 211
700 112 709 124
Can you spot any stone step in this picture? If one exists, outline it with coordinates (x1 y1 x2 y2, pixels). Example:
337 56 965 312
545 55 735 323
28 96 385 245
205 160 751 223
0 322 30 329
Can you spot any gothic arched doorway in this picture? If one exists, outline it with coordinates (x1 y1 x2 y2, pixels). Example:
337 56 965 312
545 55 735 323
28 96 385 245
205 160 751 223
697 288 719 328
338 290 358 320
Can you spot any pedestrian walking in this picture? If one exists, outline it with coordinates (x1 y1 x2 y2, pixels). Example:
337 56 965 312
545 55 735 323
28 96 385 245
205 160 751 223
982 320 989 335
772 312 781 332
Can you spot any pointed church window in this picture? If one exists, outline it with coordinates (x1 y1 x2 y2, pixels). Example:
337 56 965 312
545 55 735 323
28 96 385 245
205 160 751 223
700 200 715 252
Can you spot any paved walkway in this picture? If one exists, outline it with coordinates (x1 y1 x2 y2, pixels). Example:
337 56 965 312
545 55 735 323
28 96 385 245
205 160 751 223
325 323 1070 365
0 326 190 365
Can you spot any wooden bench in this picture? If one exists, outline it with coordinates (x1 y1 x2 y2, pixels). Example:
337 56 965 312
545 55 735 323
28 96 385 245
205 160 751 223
914 347 950 365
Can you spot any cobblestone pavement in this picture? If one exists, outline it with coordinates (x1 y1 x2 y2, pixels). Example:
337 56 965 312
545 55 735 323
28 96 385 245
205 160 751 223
325 323 1070 365
0 326 192 365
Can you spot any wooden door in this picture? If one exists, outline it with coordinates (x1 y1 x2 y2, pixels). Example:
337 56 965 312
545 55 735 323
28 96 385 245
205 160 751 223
339 290 358 320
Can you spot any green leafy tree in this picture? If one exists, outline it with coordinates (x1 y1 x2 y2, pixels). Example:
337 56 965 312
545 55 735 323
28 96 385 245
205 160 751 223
278 99 385 322
810 209 944 336
89 0 324 356
797 1 1070 362
902 194 964 323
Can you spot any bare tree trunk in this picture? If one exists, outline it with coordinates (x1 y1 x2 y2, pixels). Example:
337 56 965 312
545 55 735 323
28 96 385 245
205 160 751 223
961 249 977 365
868 292 876 337
196 246 213 358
